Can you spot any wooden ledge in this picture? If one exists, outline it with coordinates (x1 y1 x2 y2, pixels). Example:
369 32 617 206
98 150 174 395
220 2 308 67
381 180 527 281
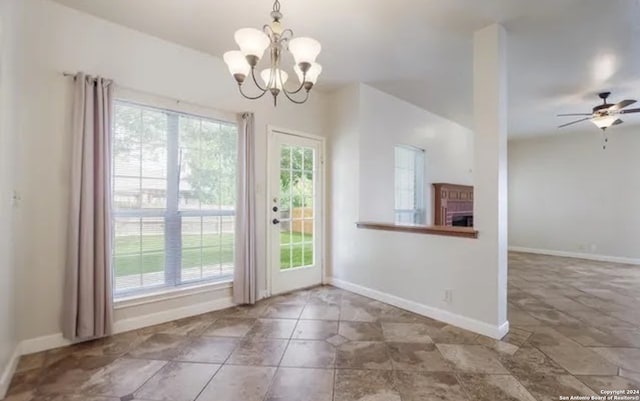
356 221 478 239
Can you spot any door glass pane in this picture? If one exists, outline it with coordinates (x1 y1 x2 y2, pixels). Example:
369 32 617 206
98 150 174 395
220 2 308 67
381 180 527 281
279 143 315 271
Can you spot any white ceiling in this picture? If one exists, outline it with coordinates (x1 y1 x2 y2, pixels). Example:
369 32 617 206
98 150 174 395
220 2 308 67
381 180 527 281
52 0 640 138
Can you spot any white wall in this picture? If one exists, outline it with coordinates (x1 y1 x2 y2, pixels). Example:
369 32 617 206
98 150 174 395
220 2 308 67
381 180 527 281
13 0 328 342
358 85 473 224
0 0 21 393
328 83 507 337
509 127 640 261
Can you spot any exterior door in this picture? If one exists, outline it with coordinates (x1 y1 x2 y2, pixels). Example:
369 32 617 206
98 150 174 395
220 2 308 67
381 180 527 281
269 128 323 295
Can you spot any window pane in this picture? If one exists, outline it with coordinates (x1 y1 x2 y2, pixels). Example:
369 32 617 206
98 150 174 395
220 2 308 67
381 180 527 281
280 244 292 270
394 145 425 224
179 117 237 213
112 100 238 298
141 178 167 209
113 217 142 292
113 217 165 293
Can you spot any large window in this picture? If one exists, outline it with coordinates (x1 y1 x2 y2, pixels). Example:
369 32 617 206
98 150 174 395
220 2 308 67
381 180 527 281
112 100 238 297
394 145 425 225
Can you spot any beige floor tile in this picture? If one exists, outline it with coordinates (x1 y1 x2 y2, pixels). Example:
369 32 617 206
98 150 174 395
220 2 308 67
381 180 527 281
395 371 470 401
126 333 189 360
202 317 255 337
381 322 434 343
436 344 509 374
334 369 401 401
226 338 288 366
518 374 596 401
280 340 336 368
36 355 118 395
300 304 340 320
498 346 567 378
537 344 619 375
265 367 334 401
425 325 479 344
79 358 166 397
576 375 640 393
457 374 537 401
261 303 304 319
591 347 640 373
245 318 297 339
134 361 220 401
338 321 384 341
292 320 338 340
196 365 276 401
174 337 239 363
336 341 392 370
387 342 452 371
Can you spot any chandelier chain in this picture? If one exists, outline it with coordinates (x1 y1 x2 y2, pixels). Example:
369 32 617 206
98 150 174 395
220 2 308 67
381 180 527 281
273 0 281 13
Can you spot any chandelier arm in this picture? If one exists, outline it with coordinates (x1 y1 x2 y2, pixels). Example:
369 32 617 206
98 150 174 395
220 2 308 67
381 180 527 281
281 84 310 104
283 81 306 95
250 68 268 92
263 24 274 37
238 83 269 100
279 29 294 44
277 67 305 95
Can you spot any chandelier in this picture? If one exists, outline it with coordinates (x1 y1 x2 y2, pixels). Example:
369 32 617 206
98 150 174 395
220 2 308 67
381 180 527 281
223 0 322 106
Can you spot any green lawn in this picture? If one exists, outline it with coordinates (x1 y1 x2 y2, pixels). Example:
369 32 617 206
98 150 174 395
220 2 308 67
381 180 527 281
114 232 313 276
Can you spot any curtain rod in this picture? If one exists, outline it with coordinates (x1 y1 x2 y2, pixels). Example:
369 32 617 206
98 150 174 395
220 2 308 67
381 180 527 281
60 71 241 120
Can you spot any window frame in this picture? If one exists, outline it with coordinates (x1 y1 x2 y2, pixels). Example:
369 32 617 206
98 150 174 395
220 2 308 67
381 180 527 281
394 144 426 225
111 90 238 299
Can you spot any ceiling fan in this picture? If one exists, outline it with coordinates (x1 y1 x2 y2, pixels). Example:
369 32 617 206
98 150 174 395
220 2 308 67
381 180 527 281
557 92 639 131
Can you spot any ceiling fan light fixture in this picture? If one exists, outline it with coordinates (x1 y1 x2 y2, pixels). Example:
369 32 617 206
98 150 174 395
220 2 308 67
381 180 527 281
591 115 618 129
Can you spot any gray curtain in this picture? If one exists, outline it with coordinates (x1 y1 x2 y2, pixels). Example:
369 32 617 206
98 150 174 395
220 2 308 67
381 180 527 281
233 112 258 304
63 72 114 340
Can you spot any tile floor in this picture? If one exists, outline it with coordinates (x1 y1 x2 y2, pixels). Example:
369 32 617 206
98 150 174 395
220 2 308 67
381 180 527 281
5 252 640 401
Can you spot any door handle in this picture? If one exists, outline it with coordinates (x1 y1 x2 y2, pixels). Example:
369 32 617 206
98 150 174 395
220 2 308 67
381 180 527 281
272 219 280 225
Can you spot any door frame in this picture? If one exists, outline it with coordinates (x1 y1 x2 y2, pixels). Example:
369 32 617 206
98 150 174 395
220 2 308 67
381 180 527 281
266 125 327 298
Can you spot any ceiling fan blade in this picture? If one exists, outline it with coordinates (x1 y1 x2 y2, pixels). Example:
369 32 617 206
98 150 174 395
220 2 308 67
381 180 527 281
609 99 637 112
619 108 640 114
612 119 623 126
558 117 591 128
557 113 592 117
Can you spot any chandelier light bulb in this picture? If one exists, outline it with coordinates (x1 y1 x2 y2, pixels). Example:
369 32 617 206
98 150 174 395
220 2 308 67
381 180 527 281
234 28 270 61
261 68 289 90
288 37 322 65
223 51 250 81
294 62 322 85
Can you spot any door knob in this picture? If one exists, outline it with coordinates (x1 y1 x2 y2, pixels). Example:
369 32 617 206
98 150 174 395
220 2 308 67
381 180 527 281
272 219 280 225
272 206 279 212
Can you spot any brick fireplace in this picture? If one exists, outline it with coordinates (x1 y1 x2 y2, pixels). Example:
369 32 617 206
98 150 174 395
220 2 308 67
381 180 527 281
433 183 474 227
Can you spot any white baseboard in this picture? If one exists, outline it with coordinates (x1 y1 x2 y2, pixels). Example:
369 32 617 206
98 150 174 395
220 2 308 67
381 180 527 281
113 296 234 333
328 278 509 339
509 246 640 265
0 345 20 399
18 333 71 356
19 296 235 356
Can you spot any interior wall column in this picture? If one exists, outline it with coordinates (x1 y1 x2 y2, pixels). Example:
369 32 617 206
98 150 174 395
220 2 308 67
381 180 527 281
473 24 509 334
